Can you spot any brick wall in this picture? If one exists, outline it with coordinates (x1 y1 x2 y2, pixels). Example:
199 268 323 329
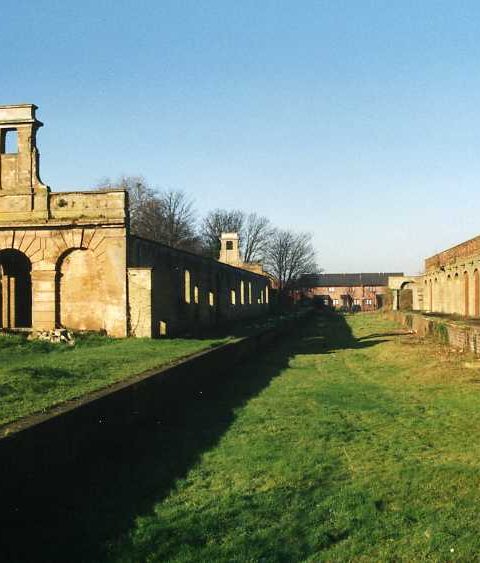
387 311 480 355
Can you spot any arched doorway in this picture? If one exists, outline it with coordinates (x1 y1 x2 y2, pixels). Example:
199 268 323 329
454 273 460 314
464 271 469 317
0 249 32 328
474 270 479 317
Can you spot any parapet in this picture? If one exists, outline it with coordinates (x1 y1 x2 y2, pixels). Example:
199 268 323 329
0 104 127 228
425 235 480 271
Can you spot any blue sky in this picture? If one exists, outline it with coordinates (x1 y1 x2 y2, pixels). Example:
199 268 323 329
2 1 480 274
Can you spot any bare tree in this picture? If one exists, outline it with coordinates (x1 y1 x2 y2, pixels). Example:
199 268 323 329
242 213 272 263
97 177 198 251
156 189 198 250
344 285 356 311
264 229 317 294
200 209 245 258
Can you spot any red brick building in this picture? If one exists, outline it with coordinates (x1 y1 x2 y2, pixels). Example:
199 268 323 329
295 273 403 311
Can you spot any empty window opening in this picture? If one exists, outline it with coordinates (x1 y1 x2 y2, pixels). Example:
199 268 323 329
265 285 269 304
2 130 18 154
159 321 167 336
209 291 215 307
240 280 245 305
226 241 234 250
248 282 252 304
194 285 199 304
184 270 191 303
230 289 236 305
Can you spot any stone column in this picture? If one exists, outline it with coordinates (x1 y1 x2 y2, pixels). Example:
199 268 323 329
392 289 399 311
1 275 14 327
31 269 57 331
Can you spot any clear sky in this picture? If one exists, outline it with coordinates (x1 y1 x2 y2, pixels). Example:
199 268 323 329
2 1 480 274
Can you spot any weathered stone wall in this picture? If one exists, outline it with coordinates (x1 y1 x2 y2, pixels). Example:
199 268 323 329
418 257 480 317
128 236 270 337
389 240 480 318
0 103 271 338
387 310 480 355
0 222 128 336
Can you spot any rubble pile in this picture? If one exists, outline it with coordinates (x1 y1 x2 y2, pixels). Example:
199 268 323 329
28 329 75 345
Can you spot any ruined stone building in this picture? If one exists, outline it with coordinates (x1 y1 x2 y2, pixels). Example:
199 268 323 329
0 104 270 337
389 236 480 317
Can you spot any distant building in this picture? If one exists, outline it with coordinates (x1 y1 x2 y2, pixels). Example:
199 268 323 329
295 272 403 311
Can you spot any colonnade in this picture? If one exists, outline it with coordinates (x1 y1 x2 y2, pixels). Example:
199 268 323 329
421 268 480 317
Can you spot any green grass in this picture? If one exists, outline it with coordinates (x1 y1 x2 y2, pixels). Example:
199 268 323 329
0 332 230 427
98 312 480 562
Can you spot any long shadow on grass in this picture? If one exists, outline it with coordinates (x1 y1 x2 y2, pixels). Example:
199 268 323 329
0 313 392 563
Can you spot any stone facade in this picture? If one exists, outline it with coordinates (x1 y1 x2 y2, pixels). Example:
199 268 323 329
0 104 270 337
128 236 269 337
389 235 480 317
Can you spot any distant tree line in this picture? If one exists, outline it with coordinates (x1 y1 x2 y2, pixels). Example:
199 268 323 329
98 176 318 293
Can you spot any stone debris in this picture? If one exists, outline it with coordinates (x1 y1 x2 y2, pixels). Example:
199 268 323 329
28 329 75 345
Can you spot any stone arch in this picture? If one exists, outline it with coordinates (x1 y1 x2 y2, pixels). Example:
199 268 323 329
56 248 107 331
475 269 480 317
433 277 438 312
446 275 452 314
0 249 32 328
399 280 415 311
184 270 191 304
464 271 470 317
454 273 460 315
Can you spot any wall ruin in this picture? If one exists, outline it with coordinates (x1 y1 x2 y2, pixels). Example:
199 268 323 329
0 103 271 337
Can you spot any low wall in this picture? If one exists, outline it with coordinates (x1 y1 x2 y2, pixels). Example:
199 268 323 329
0 312 311 501
386 311 480 355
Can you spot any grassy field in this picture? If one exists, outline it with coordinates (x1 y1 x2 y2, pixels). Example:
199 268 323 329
8 311 480 562
98 312 480 562
0 332 230 427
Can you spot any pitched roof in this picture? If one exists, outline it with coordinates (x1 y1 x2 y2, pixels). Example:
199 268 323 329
298 272 404 288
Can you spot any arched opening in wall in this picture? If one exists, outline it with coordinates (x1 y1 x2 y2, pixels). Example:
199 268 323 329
475 269 479 317
446 275 452 314
454 273 460 315
429 279 433 311
399 281 414 311
184 270 191 304
434 278 438 312
240 280 245 305
464 271 469 317
1 129 18 154
0 249 32 328
57 249 106 331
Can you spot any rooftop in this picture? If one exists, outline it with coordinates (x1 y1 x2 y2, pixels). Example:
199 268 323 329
298 272 404 288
